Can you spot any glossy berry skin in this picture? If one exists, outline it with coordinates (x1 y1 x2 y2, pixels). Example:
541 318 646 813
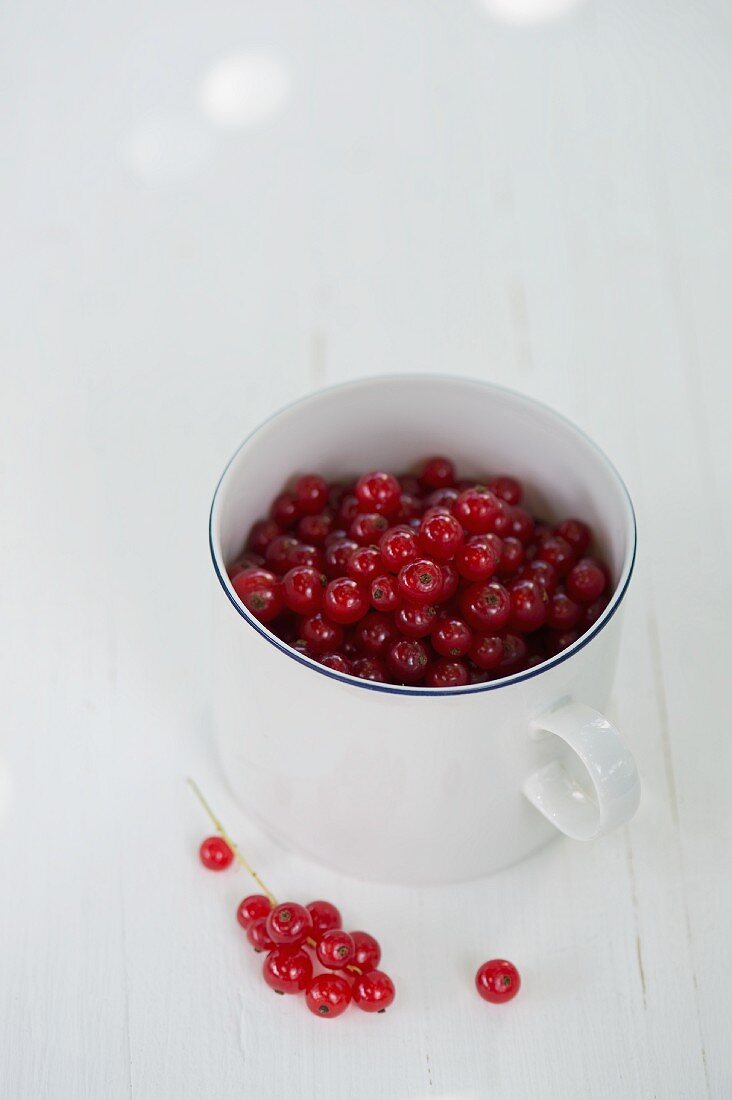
432 616 472 657
420 455 455 490
316 929 355 969
355 471 402 517
305 974 352 1018
509 579 548 632
426 659 469 687
298 612 344 654
398 558 443 604
379 525 420 573
297 512 333 547
337 494 359 526
509 507 535 544
396 493 423 522
488 476 522 506
282 566 325 616
318 653 352 674
520 559 558 598
265 534 302 574
452 487 503 535
247 917 276 953
263 946 313 994
352 656 388 682
395 603 438 639
231 568 284 624
556 517 591 557
458 581 511 632
546 591 582 630
475 959 521 1004
236 894 272 929
324 577 369 624
295 474 328 515
266 902 313 947
270 492 300 529
288 543 325 572
536 534 575 577
349 931 381 971
566 558 606 604
347 546 382 583
324 537 359 578
349 512 389 546
199 835 233 870
387 639 430 684
418 512 464 561
498 536 525 576
425 487 459 511
455 534 501 582
354 612 398 656
247 518 281 555
469 633 504 670
306 900 342 941
353 970 396 1013
437 560 459 602
497 632 528 675
228 553 265 580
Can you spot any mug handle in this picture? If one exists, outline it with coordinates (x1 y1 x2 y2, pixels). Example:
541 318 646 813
522 701 640 841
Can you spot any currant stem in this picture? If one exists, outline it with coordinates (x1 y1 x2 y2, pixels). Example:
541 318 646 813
186 778 278 906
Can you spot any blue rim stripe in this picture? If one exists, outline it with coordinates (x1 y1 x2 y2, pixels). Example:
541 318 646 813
209 376 637 697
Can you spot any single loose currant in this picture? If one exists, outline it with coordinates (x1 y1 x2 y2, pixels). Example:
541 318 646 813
509 578 548 633
455 534 501 582
349 512 389 546
352 656 388 682
324 537 359 578
379 525 420 572
556 517 591 556
475 959 521 1003
458 581 511 632
488 475 523 506
426 659 469 688
469 632 504 670
419 455 455 490
305 974 352 1019
294 474 328 515
398 558 443 604
418 512 464 561
266 902 313 946
282 565 325 617
263 946 313 994
247 518 281 555
347 546 382 583
452 487 503 535
387 638 431 684
354 612 399 657
431 615 472 657
395 603 438 639
536 534 575 577
324 577 369 624
353 970 396 1013
231 568 284 624
247 917 276 953
355 471 402 517
316 929 355 969
199 835 234 870
349 931 381 971
306 900 342 941
270 492 301 529
297 512 333 547
298 612 345 654
566 558 606 604
369 574 401 613
237 894 272 929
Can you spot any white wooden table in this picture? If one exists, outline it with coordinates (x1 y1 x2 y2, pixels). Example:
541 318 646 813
2 0 731 1096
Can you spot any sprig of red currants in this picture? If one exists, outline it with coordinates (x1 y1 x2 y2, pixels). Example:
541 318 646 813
228 458 609 686
190 779 395 1018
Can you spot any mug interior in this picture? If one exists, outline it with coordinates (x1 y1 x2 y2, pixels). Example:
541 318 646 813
211 375 636 692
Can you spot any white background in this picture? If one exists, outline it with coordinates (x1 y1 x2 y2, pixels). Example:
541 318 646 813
2 0 731 1097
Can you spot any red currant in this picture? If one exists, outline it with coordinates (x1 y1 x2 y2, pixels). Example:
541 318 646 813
475 959 521 1003
318 653 352 674
347 546 382 583
497 632 528 674
426 658 469 687
270 492 301 529
247 518 281 555
305 974 352 1018
297 512 333 546
458 581 511 632
399 474 423 496
509 578 548 632
437 560 459 602
419 455 455 490
317 929 355 969
582 594 609 628
566 558 606 604
387 638 430 684
237 894 272 929
469 632 504 670
455 534 501 582
324 537 359 578
231 568 284 623
398 558 443 604
353 970 396 1013
520 559 558 597
452 487 503 535
354 612 398 656
509 506 535 544
295 474 328 515
265 535 301 574
396 493 423 522
355 471 402 517
379 525 420 572
228 553 264 580
306 900 342 941
369 574 402 613
352 656 388 682
337 494 359 526
282 565 325 616
546 591 581 630
324 577 369 624
298 612 344 653
431 616 472 657
266 902 313 946
556 517 591 556
488 476 522 506
247 917 276 953
419 512 464 561
287 543 325 572
497 536 525 576
349 512 389 546
263 946 313 994
199 835 233 870
536 534 575 576
394 603 438 638
350 931 381 971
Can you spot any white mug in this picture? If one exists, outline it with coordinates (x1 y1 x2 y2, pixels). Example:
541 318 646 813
210 376 639 885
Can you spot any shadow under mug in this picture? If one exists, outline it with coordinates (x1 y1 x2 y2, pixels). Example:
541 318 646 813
210 375 639 885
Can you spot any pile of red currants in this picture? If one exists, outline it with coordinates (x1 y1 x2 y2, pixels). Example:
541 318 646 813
227 457 610 687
